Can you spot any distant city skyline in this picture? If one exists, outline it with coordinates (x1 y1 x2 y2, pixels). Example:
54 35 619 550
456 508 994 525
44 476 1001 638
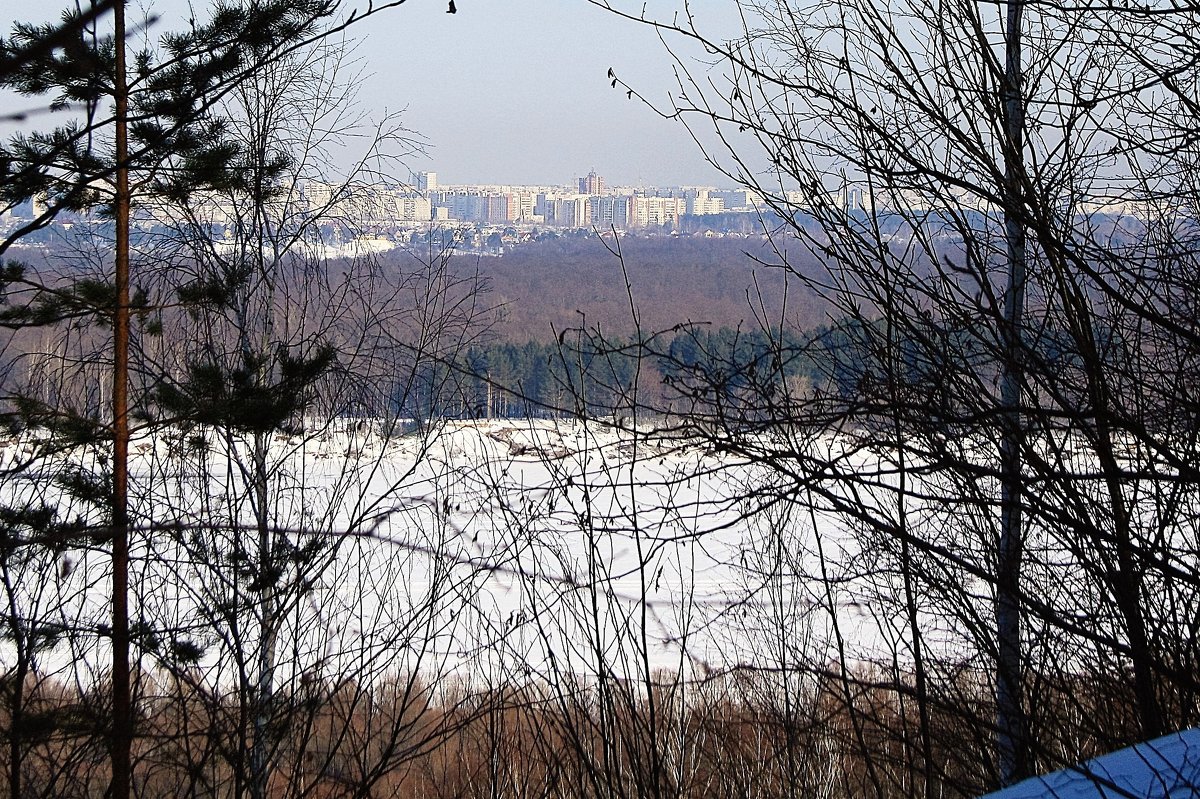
0 0 752 188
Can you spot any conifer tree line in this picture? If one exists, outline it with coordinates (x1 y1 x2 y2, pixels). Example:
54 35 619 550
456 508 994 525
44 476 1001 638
417 321 987 422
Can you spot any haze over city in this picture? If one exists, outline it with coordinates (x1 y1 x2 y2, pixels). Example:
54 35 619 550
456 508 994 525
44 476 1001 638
0 0 745 187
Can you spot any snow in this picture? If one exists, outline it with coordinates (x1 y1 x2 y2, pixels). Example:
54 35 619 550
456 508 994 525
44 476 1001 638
0 419 783 683
0 417 996 687
980 728 1200 799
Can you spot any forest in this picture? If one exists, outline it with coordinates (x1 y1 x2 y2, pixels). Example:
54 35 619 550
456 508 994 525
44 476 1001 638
433 235 829 342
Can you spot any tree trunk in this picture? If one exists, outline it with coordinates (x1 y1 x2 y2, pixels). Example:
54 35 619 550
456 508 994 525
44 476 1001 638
996 0 1029 784
250 433 277 799
111 1 133 796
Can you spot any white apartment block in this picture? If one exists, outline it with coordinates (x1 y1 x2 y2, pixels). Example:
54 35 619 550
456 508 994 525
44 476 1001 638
393 196 433 222
589 195 632 228
510 192 537 221
686 190 726 216
304 181 338 210
541 195 591 228
413 171 437 192
630 195 685 227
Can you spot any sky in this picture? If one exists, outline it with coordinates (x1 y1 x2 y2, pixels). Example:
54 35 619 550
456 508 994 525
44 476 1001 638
0 0 749 188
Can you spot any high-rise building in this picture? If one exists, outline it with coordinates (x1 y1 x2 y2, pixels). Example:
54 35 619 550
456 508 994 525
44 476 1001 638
541 194 592 227
841 185 865 213
630 195 685 227
429 189 516 223
510 191 536 221
590 195 632 228
483 193 512 224
305 181 337 210
578 170 605 195
686 189 725 216
711 189 761 210
394 196 433 222
413 171 437 192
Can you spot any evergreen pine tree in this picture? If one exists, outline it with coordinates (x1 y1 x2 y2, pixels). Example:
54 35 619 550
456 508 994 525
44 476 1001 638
0 3 372 795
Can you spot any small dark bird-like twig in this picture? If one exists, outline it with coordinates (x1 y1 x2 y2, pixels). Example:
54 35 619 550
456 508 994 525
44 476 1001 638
447 0 457 12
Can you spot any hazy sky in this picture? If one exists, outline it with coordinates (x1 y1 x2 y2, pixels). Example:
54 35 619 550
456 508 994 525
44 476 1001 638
0 0 747 188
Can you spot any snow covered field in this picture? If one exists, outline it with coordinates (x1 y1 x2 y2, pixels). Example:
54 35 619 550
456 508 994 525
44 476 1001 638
0 416 910 698
10 414 1075 716
15 411 1156 691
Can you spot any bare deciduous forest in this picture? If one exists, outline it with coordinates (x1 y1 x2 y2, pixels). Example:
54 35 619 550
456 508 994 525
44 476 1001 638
0 0 1198 798
447 236 829 341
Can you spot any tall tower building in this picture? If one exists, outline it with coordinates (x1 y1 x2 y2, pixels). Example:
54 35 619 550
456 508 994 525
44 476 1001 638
578 170 605 195
413 171 437 192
